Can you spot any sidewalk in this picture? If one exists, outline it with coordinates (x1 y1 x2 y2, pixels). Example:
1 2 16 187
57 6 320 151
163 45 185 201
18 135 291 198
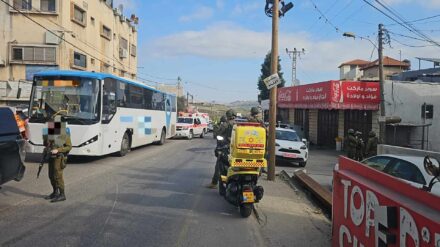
277 147 343 191
254 174 332 247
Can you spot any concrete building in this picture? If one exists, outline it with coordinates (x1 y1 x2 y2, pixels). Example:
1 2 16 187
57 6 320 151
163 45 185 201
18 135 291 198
383 80 440 151
0 0 138 106
338 59 369 81
361 56 410 80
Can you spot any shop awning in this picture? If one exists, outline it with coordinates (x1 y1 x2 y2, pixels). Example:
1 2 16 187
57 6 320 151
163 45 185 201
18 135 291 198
277 80 381 110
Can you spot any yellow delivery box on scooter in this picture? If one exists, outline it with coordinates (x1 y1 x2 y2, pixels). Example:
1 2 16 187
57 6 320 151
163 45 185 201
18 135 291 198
229 123 267 168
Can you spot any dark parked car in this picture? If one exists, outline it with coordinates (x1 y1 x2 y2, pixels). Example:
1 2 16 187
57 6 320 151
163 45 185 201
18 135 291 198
0 107 26 186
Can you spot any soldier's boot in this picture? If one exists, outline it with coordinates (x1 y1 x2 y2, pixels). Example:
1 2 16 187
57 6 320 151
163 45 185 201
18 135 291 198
51 189 66 203
205 182 217 189
44 188 59 200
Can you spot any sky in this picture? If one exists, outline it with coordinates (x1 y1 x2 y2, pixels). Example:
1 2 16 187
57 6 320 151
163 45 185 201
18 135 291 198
113 0 440 103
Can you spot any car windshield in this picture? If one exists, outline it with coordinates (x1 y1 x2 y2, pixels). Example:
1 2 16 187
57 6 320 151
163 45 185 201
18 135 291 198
276 130 300 141
362 156 393 171
29 76 100 125
178 118 193 124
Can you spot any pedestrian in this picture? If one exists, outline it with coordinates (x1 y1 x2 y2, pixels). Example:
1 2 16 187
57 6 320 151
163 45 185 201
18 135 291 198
365 130 378 158
43 115 72 203
355 131 365 161
344 129 357 160
247 107 264 126
207 109 236 189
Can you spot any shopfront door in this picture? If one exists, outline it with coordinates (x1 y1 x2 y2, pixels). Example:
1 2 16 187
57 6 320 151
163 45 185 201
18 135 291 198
317 110 339 147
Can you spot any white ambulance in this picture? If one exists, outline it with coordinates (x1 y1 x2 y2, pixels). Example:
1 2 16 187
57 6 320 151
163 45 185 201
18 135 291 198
175 113 208 139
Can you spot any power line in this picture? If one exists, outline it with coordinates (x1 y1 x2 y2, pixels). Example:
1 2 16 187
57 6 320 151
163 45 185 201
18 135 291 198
361 0 440 48
386 14 440 26
307 0 341 33
372 0 440 47
390 38 435 48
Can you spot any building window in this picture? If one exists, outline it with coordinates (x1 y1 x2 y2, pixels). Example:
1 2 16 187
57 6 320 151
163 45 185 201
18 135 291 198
13 0 32 10
12 48 23 60
11 46 56 64
101 25 112 40
90 58 95 65
119 37 128 59
71 3 87 27
130 44 136 57
73 51 87 69
40 0 55 12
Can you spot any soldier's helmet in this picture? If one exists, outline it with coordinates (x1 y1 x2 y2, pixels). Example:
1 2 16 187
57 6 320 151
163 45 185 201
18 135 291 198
250 107 260 116
355 131 362 136
369 130 376 137
220 116 227 123
225 109 236 119
348 129 355 134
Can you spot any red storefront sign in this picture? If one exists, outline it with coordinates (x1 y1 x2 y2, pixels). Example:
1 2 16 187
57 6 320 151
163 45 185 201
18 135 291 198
333 157 440 247
278 80 380 110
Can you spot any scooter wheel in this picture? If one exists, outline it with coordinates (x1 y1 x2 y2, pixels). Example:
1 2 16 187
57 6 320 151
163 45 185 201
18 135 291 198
239 204 253 218
218 179 226 196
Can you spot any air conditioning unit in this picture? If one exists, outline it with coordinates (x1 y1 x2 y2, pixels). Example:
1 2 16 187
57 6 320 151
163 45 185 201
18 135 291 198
119 48 128 59
113 8 121 16
45 31 60 44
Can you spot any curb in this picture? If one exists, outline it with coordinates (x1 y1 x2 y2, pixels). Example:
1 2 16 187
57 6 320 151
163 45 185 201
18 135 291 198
281 170 333 212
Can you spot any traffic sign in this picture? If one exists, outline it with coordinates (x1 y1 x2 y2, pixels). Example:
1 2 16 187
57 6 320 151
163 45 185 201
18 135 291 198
263 73 281 90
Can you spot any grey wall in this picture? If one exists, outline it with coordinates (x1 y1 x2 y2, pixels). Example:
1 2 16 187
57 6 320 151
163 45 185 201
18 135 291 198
384 80 440 151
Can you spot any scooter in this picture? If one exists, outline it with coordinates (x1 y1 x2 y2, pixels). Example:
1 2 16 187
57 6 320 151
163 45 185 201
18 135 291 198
216 122 266 218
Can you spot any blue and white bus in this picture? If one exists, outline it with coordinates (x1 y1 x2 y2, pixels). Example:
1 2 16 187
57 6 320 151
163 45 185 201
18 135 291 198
27 70 177 156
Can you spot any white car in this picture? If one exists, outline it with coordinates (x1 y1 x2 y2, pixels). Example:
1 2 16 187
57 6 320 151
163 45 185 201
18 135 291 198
361 154 440 196
275 128 308 167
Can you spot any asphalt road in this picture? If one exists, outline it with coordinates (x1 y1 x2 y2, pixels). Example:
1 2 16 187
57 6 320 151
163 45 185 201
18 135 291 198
0 134 271 247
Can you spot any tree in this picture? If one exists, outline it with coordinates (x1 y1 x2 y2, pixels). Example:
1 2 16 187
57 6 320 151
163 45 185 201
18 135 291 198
257 52 286 100
177 96 186 112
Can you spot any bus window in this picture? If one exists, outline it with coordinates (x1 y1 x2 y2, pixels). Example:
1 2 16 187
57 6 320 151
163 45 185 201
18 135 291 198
144 88 153 110
116 80 127 107
103 78 117 123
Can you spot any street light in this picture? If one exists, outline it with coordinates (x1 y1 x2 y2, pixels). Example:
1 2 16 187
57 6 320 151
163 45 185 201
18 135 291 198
342 32 378 49
265 0 293 17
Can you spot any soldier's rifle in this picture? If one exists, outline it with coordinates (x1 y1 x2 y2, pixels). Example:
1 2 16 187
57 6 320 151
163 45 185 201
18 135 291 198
37 143 52 179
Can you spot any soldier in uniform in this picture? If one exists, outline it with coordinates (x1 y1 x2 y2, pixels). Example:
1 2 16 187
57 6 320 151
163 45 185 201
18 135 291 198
207 109 236 189
365 131 378 158
247 107 264 126
355 131 365 161
43 115 72 203
213 115 227 139
344 129 357 160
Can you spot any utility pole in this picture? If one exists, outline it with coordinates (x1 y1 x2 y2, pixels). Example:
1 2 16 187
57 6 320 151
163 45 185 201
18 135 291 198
378 23 386 144
286 48 305 86
177 77 182 97
267 0 279 181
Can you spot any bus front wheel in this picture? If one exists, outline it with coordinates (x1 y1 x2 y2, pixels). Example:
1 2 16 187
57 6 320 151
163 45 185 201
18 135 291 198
119 132 131 157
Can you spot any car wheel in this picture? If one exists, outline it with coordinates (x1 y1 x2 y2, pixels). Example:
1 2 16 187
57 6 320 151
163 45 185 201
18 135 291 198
187 130 193 140
299 161 307 167
200 130 205 138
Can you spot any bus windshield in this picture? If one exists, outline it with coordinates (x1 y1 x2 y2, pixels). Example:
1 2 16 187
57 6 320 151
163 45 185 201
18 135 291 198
29 76 100 124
